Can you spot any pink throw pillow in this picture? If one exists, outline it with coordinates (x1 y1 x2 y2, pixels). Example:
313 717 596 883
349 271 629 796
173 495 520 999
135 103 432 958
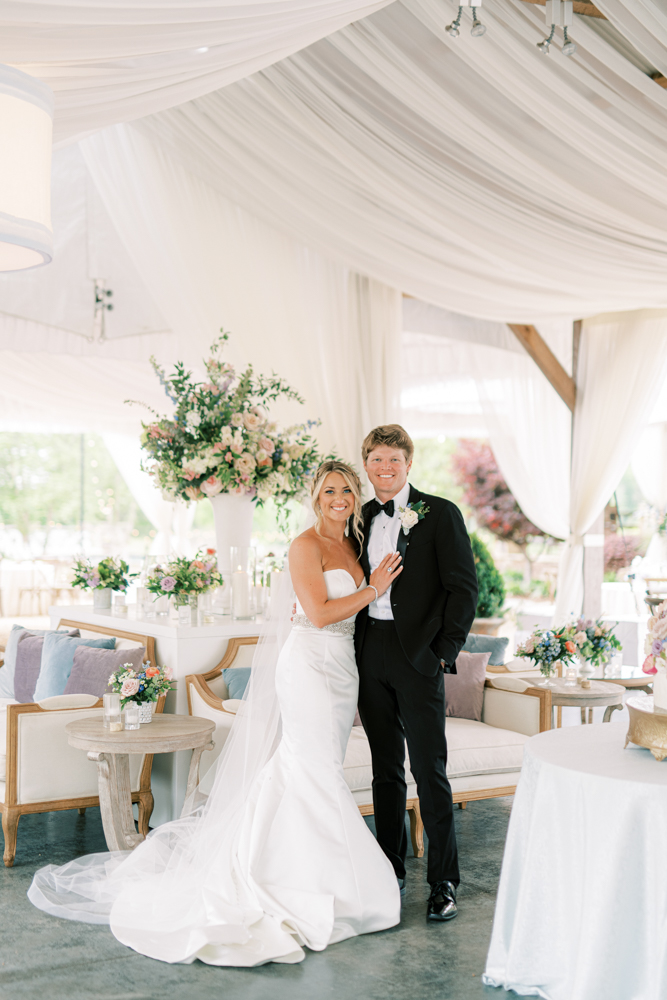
445 650 491 721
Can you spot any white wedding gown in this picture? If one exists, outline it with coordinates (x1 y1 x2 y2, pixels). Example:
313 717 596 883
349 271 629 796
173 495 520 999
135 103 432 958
29 568 400 966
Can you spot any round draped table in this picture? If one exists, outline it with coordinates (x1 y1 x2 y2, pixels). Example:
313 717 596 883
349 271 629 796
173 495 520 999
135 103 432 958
483 723 667 1000
66 714 215 853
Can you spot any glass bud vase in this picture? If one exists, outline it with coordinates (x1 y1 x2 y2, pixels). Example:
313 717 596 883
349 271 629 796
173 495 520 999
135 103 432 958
174 593 197 626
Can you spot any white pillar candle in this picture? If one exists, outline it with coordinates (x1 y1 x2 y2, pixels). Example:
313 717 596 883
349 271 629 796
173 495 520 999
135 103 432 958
232 565 250 617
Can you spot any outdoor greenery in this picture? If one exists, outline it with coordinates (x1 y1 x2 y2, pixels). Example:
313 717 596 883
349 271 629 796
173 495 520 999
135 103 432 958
470 532 506 619
0 432 152 551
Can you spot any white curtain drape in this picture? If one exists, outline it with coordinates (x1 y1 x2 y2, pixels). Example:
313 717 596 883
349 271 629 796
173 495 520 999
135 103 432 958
1 0 392 144
554 310 667 621
130 0 667 321
79 124 400 466
102 434 195 555
632 422 667 510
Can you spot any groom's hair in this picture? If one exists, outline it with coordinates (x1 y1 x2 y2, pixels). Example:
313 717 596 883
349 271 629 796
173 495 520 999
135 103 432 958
362 424 414 464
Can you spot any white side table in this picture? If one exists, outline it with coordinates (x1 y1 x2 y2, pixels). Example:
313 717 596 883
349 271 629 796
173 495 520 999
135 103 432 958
66 714 215 852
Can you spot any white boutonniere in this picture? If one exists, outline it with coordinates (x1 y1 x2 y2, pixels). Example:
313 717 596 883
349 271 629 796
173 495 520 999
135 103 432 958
397 501 430 536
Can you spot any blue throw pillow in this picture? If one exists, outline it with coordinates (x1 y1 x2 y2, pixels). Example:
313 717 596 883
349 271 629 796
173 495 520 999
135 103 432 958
0 626 80 699
222 667 251 701
462 632 509 667
33 632 116 700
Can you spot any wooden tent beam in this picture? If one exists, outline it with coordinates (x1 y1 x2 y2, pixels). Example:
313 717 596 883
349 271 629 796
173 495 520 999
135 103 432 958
519 0 606 18
507 324 576 411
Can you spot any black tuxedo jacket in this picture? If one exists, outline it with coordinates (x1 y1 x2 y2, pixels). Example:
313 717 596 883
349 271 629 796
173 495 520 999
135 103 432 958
354 485 478 677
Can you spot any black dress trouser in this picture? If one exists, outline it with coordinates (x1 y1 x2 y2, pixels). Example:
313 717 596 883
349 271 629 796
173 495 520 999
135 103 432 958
357 618 459 886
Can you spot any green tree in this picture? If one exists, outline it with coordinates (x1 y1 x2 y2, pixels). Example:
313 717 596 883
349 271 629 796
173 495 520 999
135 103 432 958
471 531 506 618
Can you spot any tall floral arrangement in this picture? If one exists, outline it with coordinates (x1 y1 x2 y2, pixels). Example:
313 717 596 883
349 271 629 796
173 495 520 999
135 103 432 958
130 333 330 525
642 600 667 675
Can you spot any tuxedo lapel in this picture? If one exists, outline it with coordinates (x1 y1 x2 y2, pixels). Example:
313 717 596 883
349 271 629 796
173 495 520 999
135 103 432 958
392 485 421 589
360 503 373 580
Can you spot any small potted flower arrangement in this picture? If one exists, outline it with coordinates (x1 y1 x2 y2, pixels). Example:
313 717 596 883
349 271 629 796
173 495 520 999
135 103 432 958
569 617 622 677
145 548 223 624
72 557 137 611
108 662 174 724
516 625 578 686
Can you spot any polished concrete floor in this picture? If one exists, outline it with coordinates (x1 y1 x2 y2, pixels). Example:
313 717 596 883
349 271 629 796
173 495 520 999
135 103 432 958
0 801 514 1000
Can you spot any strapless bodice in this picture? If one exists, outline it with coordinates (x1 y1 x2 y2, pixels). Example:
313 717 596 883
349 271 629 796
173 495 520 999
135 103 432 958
293 569 366 635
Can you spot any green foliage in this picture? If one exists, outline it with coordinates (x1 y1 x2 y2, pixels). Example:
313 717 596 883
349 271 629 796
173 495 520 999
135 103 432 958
0 433 151 544
71 556 136 592
410 438 465 507
470 532 506 618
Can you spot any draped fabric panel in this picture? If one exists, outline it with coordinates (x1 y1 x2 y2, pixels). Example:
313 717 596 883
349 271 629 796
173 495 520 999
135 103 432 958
554 310 667 621
79 125 400 467
133 0 667 321
0 0 392 144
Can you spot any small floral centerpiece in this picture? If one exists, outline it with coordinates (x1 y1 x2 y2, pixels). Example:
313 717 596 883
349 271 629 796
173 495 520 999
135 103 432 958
570 616 622 670
108 662 174 722
145 548 223 603
516 626 578 682
643 600 667 676
130 332 332 529
72 557 135 593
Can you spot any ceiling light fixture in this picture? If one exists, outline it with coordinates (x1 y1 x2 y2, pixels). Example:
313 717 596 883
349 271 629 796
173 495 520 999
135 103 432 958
537 1 577 57
446 0 486 39
0 65 53 272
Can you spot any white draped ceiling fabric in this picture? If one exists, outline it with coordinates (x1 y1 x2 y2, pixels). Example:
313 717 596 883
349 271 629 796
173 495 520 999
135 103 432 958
0 0 666 606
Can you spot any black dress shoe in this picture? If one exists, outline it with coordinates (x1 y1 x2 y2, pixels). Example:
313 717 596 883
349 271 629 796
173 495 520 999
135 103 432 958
427 880 458 921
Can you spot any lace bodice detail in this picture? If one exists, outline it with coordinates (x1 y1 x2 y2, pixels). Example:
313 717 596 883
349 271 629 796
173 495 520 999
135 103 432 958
292 569 365 636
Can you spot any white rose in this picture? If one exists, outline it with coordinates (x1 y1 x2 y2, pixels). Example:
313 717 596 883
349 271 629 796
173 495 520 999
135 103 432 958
231 412 244 427
256 449 268 462
220 425 233 447
185 410 201 428
243 411 264 431
401 509 419 529
288 444 305 460
235 452 257 475
181 456 208 476
574 631 587 647
200 476 223 497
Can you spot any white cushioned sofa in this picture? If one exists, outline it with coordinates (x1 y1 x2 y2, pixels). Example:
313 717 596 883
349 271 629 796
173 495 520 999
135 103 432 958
0 619 162 867
186 638 552 858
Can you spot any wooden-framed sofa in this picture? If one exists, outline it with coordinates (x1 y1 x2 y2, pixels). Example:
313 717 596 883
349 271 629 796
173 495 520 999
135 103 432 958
186 638 552 860
0 619 163 867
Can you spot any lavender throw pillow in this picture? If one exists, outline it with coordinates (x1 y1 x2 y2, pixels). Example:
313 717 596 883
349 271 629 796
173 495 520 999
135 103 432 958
13 630 79 703
445 650 491 722
64 645 147 698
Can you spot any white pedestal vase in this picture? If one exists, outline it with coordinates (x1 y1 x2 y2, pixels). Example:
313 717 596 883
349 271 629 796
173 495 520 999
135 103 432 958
654 665 667 714
577 652 596 678
209 494 255 612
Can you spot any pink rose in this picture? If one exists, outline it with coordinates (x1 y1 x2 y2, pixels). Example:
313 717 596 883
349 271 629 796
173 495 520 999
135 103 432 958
184 485 203 500
200 475 223 497
121 677 140 697
225 451 233 462
164 666 173 680
259 437 274 454
643 655 658 675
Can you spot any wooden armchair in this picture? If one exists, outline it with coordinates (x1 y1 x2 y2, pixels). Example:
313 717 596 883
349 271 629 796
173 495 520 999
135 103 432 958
1 620 163 867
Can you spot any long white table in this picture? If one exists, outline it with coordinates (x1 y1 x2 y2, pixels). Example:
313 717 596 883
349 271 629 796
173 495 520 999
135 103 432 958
484 722 667 1000
49 604 260 825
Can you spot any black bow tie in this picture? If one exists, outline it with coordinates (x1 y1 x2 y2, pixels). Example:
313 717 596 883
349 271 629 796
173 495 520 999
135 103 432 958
370 498 395 519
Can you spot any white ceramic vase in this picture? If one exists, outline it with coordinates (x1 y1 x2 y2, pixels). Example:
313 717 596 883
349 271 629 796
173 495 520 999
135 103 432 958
577 652 596 678
654 665 667 715
208 493 255 577
138 701 155 724
93 587 112 611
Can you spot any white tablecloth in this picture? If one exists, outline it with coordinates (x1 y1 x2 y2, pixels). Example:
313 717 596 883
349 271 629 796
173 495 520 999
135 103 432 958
483 723 667 1000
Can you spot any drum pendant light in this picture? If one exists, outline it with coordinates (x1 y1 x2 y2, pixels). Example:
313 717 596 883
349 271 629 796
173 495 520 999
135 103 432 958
0 64 53 271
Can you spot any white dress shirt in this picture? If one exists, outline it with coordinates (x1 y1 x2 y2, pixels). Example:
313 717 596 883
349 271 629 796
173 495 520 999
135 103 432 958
367 481 410 620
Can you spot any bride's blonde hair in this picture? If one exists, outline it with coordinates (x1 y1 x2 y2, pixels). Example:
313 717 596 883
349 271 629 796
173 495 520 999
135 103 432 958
311 460 364 552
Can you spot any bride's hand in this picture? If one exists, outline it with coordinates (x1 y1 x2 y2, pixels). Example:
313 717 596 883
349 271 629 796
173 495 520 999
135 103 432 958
369 552 403 596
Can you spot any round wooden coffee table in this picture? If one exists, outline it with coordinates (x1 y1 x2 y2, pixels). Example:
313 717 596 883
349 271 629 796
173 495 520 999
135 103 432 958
537 678 625 727
66 714 215 852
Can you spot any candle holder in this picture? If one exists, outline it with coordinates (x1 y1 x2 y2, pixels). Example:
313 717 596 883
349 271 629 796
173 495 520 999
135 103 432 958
231 546 256 620
103 693 123 731
123 702 140 730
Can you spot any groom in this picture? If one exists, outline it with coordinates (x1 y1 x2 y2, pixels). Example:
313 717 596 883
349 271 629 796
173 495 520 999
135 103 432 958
355 424 478 921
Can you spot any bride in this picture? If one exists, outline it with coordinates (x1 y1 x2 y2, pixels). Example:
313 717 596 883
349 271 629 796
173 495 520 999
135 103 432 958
29 460 403 966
